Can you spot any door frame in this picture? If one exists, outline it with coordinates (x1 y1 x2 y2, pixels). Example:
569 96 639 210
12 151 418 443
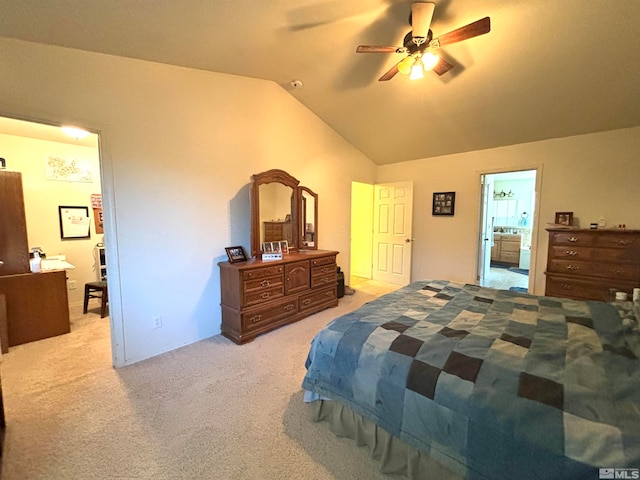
0 108 124 367
476 166 543 294
350 180 414 287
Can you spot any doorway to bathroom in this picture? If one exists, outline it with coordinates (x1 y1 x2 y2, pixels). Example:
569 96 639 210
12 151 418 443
478 169 538 292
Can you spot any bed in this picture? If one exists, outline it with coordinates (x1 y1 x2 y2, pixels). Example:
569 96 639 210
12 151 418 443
302 280 640 479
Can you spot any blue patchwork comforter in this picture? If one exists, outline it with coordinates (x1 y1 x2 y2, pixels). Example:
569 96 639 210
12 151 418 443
302 280 640 479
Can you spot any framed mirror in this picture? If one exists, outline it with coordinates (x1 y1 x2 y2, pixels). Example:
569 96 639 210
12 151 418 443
250 169 299 258
299 186 318 250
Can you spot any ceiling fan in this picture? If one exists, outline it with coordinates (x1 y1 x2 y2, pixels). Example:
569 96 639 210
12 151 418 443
356 2 491 81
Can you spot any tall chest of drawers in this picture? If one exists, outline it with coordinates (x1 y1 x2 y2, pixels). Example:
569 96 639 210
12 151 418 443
544 228 640 301
219 250 338 344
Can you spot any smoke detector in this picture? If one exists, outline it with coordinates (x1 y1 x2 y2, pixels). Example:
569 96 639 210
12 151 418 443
290 80 303 89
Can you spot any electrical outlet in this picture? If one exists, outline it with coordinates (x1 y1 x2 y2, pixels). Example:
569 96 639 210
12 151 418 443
598 217 606 227
68 280 77 290
152 315 163 329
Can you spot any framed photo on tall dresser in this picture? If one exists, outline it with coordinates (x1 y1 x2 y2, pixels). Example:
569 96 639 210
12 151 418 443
554 211 573 226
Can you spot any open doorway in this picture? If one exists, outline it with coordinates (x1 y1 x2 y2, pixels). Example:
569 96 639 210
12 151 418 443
0 115 110 342
478 169 538 292
349 181 413 297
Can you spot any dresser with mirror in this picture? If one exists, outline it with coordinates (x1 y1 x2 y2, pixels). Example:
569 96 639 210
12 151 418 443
219 169 337 344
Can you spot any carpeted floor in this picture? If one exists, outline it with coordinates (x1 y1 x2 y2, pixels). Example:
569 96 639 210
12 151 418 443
0 284 402 479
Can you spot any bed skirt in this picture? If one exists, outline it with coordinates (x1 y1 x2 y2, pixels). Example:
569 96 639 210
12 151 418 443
309 399 464 479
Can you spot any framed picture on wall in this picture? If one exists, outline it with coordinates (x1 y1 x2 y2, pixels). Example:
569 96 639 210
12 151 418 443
58 206 91 239
432 192 456 216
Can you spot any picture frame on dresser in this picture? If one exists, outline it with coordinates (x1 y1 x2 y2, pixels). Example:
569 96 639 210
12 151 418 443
554 211 573 226
225 246 247 263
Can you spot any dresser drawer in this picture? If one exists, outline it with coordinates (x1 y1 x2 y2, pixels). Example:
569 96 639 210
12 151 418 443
545 274 633 302
299 285 337 311
244 285 284 307
549 246 593 261
545 275 608 301
311 272 336 289
244 275 284 292
242 297 298 332
549 232 597 246
310 256 336 267
547 259 640 281
243 265 284 280
593 233 640 249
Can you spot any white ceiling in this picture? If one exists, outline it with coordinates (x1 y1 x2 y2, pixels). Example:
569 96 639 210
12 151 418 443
1 0 639 165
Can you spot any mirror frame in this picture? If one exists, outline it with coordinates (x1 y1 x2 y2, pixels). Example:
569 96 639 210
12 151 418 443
250 169 300 258
298 186 318 250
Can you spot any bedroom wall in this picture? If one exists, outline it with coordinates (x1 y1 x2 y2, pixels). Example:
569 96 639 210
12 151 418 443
0 132 102 306
376 126 640 295
0 37 376 366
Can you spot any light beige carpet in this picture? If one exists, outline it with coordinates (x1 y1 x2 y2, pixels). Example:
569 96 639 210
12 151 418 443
0 286 403 479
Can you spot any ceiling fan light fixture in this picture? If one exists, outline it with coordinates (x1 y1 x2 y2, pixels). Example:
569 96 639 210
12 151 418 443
398 56 416 75
422 52 440 71
409 60 424 80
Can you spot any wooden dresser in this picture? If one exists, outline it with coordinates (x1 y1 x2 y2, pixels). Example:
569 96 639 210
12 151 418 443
263 221 293 243
545 228 640 301
219 250 338 344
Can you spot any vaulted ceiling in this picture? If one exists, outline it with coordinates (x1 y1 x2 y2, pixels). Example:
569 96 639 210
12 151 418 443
1 0 639 165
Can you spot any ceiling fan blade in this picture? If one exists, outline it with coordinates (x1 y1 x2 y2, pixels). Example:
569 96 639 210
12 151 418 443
357 45 403 53
430 17 491 48
411 2 435 41
432 57 454 76
378 60 403 81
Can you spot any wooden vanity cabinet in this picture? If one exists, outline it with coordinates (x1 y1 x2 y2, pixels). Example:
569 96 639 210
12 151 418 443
544 228 640 301
219 250 338 344
491 234 521 265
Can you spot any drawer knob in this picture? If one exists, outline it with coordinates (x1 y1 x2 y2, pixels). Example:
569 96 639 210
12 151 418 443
261 280 271 287
568 237 578 243
561 284 573 290
565 250 577 256
565 265 579 271
614 270 626 275
322 278 329 283
618 240 628 246
284 304 294 312
325 291 332 297
321 267 329 273
302 299 312 306
250 315 262 323
261 292 270 299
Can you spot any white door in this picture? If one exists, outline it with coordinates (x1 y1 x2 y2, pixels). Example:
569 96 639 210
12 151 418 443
478 175 494 286
372 181 413 285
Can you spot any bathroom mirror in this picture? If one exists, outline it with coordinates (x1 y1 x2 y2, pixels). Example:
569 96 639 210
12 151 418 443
250 169 299 258
299 187 318 250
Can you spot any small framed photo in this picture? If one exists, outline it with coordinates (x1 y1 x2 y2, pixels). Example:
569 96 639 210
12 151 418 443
555 211 573 226
225 246 247 263
272 242 281 253
279 240 289 254
262 242 273 253
432 192 456 216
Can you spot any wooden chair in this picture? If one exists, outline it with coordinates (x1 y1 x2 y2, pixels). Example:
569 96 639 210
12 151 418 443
83 281 108 318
